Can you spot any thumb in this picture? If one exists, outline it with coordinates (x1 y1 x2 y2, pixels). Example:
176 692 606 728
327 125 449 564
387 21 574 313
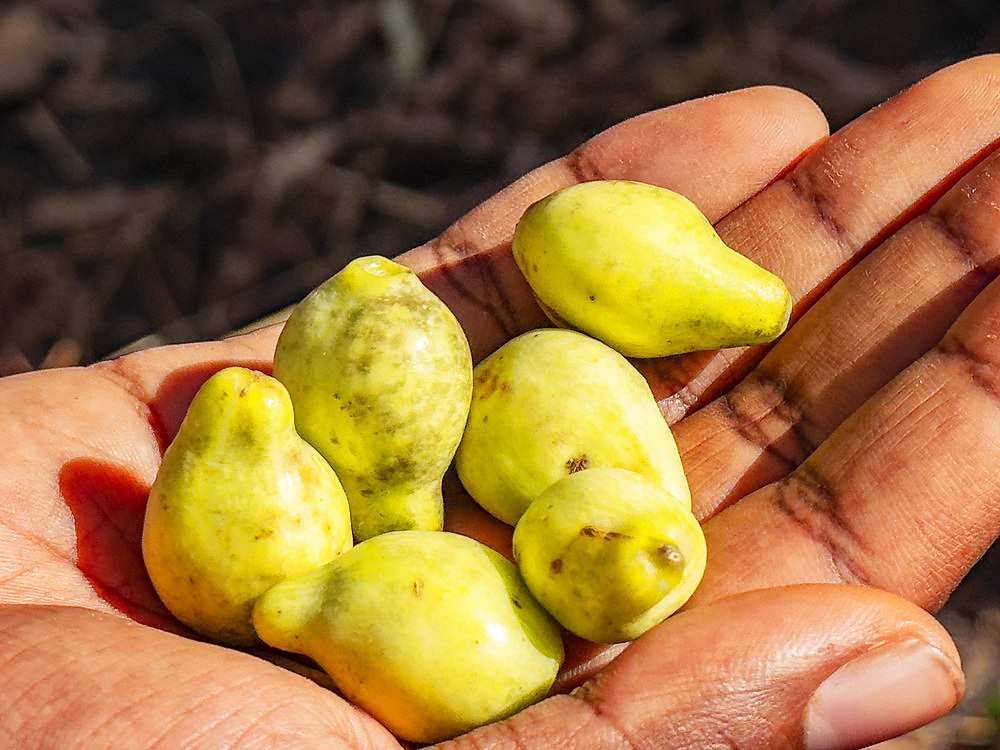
439 584 964 750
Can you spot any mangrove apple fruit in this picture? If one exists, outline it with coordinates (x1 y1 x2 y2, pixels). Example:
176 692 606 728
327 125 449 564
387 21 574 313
273 255 473 540
513 467 706 643
142 366 353 647
511 180 792 357
252 530 564 743
455 328 689 525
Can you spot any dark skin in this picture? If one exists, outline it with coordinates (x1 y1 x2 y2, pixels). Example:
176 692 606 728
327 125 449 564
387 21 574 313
5 54 1000 748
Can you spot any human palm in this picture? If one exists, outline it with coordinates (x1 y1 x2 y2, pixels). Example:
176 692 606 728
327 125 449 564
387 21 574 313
6 55 1000 749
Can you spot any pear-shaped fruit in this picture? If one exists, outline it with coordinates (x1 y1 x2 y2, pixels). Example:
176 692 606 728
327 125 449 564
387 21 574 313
513 467 706 644
273 255 473 541
142 366 352 647
253 530 564 744
455 328 689 525
512 180 792 357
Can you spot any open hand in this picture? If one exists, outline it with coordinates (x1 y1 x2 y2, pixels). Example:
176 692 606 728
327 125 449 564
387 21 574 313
6 54 1000 749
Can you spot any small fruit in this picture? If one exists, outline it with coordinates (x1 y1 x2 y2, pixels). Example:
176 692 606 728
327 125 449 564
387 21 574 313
513 467 706 644
253 530 564 744
512 180 792 357
142 367 352 647
455 328 690 525
273 255 473 541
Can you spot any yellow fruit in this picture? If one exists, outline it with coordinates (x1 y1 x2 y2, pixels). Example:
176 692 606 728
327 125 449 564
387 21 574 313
513 467 706 643
512 180 792 357
455 328 689 525
142 367 352 647
273 256 473 541
253 530 564 744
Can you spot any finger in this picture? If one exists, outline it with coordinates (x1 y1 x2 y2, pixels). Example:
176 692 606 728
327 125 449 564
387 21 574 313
399 85 828 361
0 605 403 749
690 271 1000 612
650 53 1000 423
440 584 963 750
679 135 1000 520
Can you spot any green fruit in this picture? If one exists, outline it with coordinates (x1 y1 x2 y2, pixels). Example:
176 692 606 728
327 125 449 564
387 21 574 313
142 367 353 647
513 467 706 644
273 256 473 541
455 328 689 525
252 530 564 744
512 180 792 357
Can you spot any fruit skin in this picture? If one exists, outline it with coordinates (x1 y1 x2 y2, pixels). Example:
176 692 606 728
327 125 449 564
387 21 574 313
513 467 706 644
512 179 792 358
273 255 473 541
141 366 353 647
252 530 564 744
455 328 690 525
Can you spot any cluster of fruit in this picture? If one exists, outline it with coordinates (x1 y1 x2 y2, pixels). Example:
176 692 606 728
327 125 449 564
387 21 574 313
140 180 792 743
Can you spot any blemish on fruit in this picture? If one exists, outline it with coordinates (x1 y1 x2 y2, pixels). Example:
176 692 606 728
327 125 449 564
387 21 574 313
659 544 685 568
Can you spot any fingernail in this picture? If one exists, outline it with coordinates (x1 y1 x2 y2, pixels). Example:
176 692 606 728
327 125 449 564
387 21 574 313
804 639 964 750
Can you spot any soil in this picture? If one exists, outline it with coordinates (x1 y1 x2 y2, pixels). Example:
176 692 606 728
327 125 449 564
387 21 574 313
2 1 1000 747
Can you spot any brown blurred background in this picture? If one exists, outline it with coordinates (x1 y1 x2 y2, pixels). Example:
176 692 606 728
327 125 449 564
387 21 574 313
2 1 1000 747
5 0 1000 370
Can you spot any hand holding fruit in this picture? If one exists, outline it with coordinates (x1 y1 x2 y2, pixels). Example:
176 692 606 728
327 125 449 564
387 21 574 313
143 183 738 739
7 56 1000 749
